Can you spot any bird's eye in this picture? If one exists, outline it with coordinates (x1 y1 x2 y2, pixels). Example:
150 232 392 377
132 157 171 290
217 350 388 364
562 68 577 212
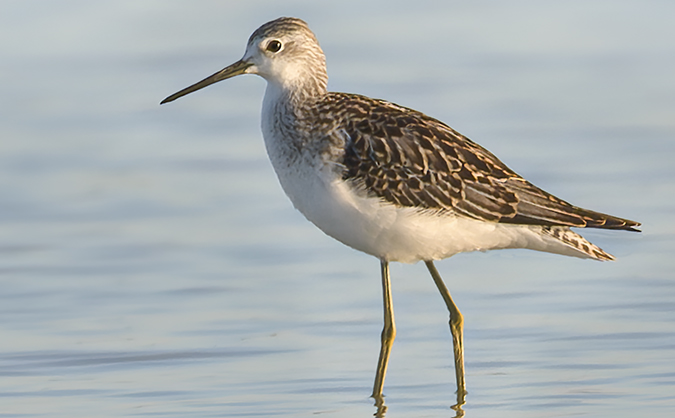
266 40 282 53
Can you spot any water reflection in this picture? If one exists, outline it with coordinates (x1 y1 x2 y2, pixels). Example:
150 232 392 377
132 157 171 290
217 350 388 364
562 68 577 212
372 392 465 418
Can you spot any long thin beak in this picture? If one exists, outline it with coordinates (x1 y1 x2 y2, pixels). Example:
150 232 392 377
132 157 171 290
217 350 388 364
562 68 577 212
160 59 253 104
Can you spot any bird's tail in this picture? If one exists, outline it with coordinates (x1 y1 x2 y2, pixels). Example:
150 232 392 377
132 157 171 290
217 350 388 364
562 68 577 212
540 226 615 261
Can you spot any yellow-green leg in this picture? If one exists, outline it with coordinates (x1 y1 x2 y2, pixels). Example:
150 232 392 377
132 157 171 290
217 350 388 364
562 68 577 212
372 260 396 413
425 260 467 409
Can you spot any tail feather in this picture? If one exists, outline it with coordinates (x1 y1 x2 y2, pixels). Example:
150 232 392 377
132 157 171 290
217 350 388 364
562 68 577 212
540 226 615 261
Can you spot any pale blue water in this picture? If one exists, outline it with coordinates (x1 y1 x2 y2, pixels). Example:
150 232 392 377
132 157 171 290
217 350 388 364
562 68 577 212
1 1 674 417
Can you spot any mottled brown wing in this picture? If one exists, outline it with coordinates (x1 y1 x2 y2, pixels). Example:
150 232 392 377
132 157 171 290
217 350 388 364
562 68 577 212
333 94 640 231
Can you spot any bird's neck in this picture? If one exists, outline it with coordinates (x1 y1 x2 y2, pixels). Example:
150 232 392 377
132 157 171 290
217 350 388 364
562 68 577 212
261 76 327 163
262 75 326 122
270 76 326 105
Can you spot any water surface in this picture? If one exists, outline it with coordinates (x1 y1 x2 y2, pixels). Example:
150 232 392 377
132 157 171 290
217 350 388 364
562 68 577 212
1 1 674 417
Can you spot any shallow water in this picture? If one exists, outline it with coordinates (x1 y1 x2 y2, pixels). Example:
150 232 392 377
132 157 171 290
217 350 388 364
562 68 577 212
1 1 674 417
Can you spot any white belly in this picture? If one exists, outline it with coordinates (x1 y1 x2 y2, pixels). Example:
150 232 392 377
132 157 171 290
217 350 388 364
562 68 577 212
264 144 555 263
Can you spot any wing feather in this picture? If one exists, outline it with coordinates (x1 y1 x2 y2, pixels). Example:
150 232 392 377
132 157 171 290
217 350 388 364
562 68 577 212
324 93 640 231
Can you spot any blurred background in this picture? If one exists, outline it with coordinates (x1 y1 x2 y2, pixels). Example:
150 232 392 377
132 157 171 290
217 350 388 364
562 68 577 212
1 1 673 417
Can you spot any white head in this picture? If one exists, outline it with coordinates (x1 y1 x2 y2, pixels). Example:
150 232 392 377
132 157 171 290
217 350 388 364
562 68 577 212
161 17 328 104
